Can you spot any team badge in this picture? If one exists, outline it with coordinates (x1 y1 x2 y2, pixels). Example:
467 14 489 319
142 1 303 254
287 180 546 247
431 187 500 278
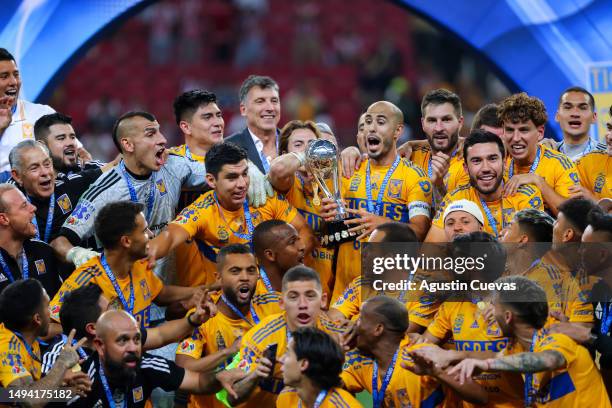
34 259 46 275
387 179 403 198
218 226 229 242
56 193 72 214
453 313 464 334
156 179 167 196
140 279 151 300
349 176 361 192
22 123 33 138
594 173 605 193
132 386 144 403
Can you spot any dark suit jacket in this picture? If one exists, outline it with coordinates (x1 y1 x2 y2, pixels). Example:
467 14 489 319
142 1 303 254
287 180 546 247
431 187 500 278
226 128 266 173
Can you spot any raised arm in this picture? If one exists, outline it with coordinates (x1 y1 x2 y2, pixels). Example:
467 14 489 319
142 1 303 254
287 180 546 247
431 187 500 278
269 152 303 193
147 223 191 268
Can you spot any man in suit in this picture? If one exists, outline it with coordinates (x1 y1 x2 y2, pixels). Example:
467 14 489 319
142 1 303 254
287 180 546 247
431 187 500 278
226 75 281 174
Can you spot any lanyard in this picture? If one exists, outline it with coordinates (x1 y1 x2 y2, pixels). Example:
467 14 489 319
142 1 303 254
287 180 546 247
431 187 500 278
601 303 612 335
479 196 504 238
100 255 135 315
509 146 540 179
28 193 54 242
12 330 40 362
61 334 88 359
372 348 398 408
119 162 156 223
0 249 28 281
98 358 127 408
365 156 400 215
298 389 328 408
220 294 259 326
214 192 254 241
259 267 274 293
185 144 193 160
524 330 540 407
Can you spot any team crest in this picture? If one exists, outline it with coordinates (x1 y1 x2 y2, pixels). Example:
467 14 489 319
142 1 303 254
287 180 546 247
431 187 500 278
34 259 46 275
453 313 464 334
140 279 151 300
218 226 229 242
349 176 361 192
132 386 144 403
387 179 403 198
156 179 167 196
56 194 72 214
569 172 579 183
22 123 33 138
594 173 605 193
216 331 227 350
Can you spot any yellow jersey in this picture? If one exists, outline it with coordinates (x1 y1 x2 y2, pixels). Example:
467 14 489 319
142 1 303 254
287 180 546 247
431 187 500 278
503 331 610 407
331 276 439 329
427 301 522 407
333 157 433 301
505 145 580 200
0 324 42 386
49 256 163 327
285 174 335 302
237 312 345 408
276 387 363 407
176 287 281 408
433 184 544 238
341 338 444 407
575 150 611 200
172 190 298 287
410 144 470 199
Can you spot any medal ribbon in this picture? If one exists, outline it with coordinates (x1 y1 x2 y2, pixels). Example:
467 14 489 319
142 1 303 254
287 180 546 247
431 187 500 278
0 249 28 281
509 146 541 179
365 156 400 215
372 348 399 408
100 254 135 315
119 161 156 223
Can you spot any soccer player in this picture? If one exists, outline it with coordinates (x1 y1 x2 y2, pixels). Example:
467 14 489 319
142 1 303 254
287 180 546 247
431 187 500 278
327 100 432 302
225 266 344 407
175 244 282 408
226 75 281 173
49 201 202 333
66 310 247 408
252 220 306 293
147 142 313 287
356 113 368 154
0 279 90 396
9 140 102 243
426 129 544 242
0 183 62 296
268 120 334 297
501 208 593 326
450 276 610 407
498 92 580 215
574 104 611 201
471 103 503 138
554 87 605 161
341 296 487 407
441 199 485 241
277 327 363 407
34 112 107 180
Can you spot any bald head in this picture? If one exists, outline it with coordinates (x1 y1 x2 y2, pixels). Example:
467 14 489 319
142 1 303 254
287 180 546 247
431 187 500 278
95 310 139 340
367 101 404 126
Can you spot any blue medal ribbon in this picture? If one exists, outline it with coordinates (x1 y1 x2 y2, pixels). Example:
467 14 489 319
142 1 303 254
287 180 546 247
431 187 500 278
0 249 28 281
98 358 127 408
365 156 401 215
220 293 259 326
100 254 135 315
214 192 254 241
524 330 540 407
601 303 612 335
29 192 55 242
184 144 193 160
259 267 274 293
61 334 88 359
372 348 399 408
298 389 328 408
509 146 540 179
119 162 156 223
12 330 41 362
479 197 504 238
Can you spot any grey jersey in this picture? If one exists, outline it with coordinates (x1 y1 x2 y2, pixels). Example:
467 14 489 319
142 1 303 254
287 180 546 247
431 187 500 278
59 153 206 280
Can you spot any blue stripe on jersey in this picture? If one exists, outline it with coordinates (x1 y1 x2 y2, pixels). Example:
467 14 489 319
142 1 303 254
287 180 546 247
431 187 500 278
329 390 350 408
252 316 286 343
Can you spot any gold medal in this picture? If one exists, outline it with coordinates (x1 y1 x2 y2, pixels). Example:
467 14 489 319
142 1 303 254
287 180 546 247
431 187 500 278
312 183 321 206
71 363 82 373
477 301 486 311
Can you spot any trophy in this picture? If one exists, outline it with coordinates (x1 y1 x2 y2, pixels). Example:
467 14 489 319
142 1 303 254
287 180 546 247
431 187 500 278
305 139 356 248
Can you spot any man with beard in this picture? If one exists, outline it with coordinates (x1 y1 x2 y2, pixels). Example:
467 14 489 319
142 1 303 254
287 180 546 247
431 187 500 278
499 93 580 215
426 129 544 242
67 310 247 408
450 276 610 407
34 112 108 180
224 266 344 407
324 100 432 302
49 201 203 336
575 105 612 201
0 279 91 398
341 296 487 407
9 140 103 244
554 87 605 162
252 220 306 294
176 244 282 408
277 327 363 407
0 184 62 296
147 142 313 287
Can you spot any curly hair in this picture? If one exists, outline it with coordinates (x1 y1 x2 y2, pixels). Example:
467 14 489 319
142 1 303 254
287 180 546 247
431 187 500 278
497 92 547 127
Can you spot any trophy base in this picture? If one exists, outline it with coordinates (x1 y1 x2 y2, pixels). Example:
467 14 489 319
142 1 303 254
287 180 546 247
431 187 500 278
320 217 357 248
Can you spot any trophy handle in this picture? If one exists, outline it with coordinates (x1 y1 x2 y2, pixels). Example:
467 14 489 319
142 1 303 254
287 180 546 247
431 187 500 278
311 171 347 219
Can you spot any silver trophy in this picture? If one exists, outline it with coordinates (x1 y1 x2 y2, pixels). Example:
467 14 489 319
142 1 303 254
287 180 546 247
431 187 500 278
305 139 356 247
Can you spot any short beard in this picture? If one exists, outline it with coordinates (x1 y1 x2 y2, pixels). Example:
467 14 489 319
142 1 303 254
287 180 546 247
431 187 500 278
470 174 503 196
105 355 139 384
223 286 250 307
429 131 459 154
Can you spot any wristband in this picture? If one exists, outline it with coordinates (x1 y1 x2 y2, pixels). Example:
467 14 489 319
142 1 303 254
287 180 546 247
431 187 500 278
288 151 306 166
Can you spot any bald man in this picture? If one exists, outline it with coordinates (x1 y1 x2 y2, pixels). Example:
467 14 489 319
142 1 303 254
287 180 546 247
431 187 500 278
68 310 246 407
322 101 433 302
